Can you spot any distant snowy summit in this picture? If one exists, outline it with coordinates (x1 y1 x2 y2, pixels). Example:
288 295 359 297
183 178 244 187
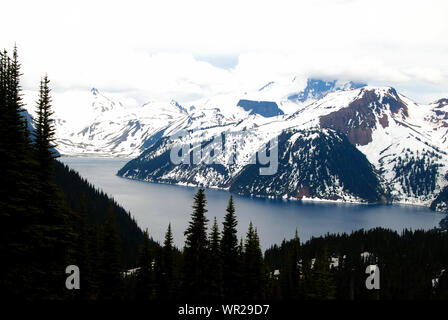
287 78 367 103
32 77 448 211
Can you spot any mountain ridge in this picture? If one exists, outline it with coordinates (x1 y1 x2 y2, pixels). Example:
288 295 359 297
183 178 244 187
26 78 448 211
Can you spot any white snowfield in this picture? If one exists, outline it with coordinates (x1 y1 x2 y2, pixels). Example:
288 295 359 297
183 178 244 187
27 77 448 207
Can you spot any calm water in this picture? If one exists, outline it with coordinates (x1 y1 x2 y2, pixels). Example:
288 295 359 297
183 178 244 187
60 157 444 250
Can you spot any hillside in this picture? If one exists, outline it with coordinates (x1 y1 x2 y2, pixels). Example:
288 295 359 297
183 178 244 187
54 160 150 267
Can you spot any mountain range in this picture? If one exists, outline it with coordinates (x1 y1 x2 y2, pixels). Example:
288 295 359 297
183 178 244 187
27 78 448 211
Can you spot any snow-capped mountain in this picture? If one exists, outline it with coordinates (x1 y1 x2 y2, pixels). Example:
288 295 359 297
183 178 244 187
316 87 448 206
228 128 385 203
117 84 448 209
32 76 448 210
287 78 366 103
42 77 367 157
51 89 188 157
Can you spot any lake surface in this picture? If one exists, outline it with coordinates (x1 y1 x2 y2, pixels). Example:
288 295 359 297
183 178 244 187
60 157 445 250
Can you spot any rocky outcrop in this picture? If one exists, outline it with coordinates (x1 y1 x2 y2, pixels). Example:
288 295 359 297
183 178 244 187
237 99 284 117
319 88 408 146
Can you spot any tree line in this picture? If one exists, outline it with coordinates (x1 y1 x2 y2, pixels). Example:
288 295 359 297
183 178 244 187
121 191 267 301
120 188 448 301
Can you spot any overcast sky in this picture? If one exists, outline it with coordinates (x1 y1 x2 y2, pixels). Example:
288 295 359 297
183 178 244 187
1 0 447 105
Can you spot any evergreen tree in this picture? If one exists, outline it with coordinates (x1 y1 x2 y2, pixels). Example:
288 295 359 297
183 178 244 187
238 237 244 264
30 74 73 299
98 204 123 300
237 237 245 299
33 75 58 181
243 222 266 300
157 223 175 300
238 238 244 256
306 247 336 300
182 188 209 300
220 196 241 300
206 217 223 299
291 229 303 298
135 229 154 301
280 229 302 300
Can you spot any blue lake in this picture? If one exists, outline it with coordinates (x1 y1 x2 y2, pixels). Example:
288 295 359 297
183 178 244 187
60 157 445 250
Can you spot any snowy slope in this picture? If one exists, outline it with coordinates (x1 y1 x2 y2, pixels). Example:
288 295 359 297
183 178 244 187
47 89 188 157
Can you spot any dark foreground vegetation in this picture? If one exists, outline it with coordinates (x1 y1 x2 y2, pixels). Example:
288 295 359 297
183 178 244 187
1 47 448 301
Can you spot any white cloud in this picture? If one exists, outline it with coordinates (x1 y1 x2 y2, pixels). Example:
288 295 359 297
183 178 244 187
1 0 447 104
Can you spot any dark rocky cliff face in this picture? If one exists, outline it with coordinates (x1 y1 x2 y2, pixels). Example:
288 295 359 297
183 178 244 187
434 98 448 108
382 88 409 116
237 99 284 117
287 79 366 103
427 98 448 144
319 88 408 146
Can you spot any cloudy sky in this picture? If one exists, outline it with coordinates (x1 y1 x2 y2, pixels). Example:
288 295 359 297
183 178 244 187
1 0 447 106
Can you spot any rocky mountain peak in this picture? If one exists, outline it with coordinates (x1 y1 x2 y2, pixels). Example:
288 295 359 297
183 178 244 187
319 87 408 146
434 98 448 109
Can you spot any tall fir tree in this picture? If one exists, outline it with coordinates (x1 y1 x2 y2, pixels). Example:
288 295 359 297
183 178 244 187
220 196 241 300
206 217 223 299
306 247 336 300
238 237 244 261
182 188 209 300
31 74 73 299
243 222 266 300
280 229 302 300
156 223 176 300
33 75 58 182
